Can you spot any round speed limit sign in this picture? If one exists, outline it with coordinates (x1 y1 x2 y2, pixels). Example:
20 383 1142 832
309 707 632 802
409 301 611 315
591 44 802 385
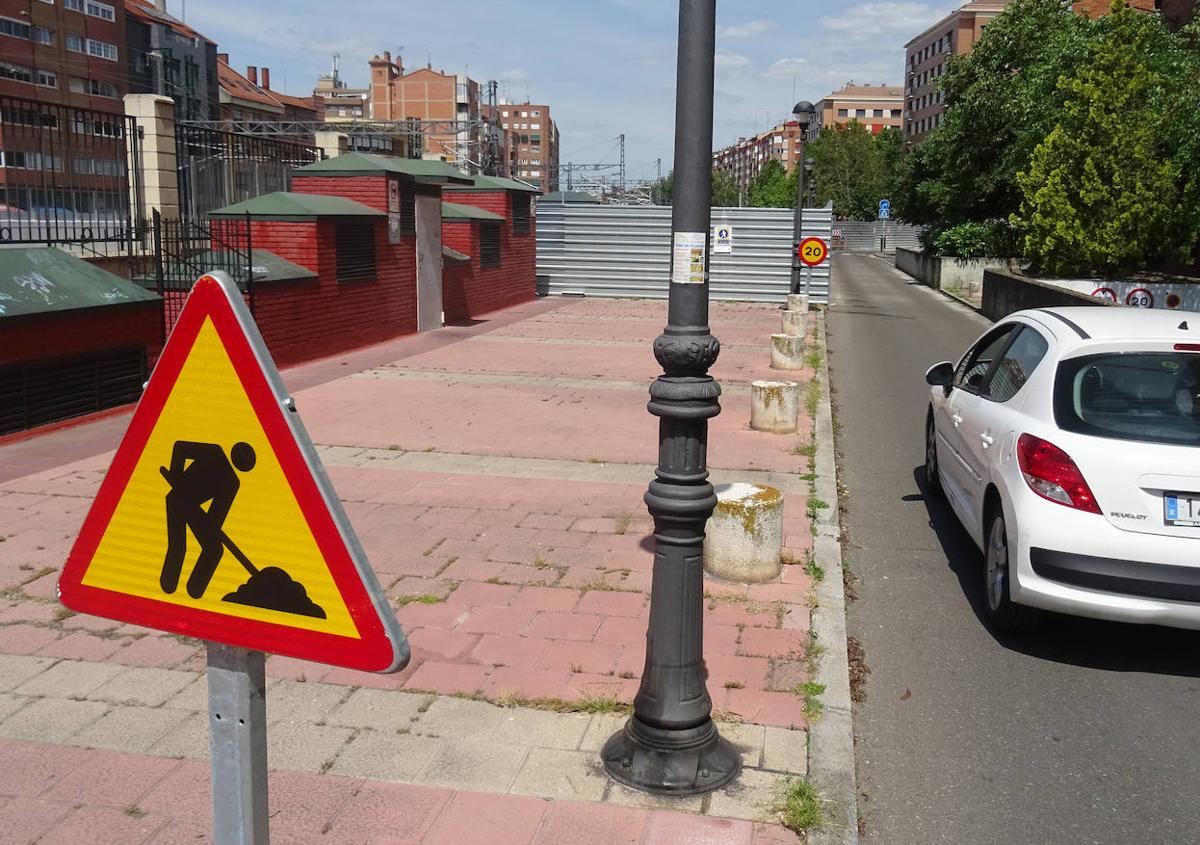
1126 288 1154 308
798 237 828 268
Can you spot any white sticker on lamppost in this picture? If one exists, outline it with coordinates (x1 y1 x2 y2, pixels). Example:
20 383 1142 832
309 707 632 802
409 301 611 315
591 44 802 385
672 232 707 285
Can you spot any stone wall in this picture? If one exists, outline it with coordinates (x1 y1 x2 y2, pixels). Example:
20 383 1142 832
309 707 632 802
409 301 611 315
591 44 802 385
981 268 1111 321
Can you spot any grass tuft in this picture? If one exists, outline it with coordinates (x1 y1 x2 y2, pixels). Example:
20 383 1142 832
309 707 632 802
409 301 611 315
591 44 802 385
395 594 445 607
776 778 823 833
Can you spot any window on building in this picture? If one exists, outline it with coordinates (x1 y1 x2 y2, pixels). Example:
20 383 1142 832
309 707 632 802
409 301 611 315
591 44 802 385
86 39 118 61
36 70 56 88
86 79 119 98
837 108 848 117
501 110 508 117
64 0 83 9
335 223 377 282
67 34 82 51
520 110 528 117
531 123 540 129
0 62 32 84
891 109 902 118
530 134 541 146
856 109 866 117
531 109 539 116
85 0 115 21
479 221 501 267
512 193 531 234
0 18 31 39
873 109 884 117
34 26 53 44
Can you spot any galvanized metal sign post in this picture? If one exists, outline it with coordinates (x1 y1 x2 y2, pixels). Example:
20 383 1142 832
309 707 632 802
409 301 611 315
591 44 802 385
59 272 409 844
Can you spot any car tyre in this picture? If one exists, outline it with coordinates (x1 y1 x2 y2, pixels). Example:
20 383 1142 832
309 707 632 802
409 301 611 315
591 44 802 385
983 505 1042 633
924 412 944 497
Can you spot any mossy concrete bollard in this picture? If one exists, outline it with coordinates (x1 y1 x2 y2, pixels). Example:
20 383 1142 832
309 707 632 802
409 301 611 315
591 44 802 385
704 483 784 583
771 334 805 369
781 309 807 338
787 293 809 313
750 380 799 433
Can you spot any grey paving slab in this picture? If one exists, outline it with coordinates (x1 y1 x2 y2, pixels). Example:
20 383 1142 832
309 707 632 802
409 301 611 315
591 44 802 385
89 667 195 707
326 730 442 781
13 659 123 698
146 710 208 760
414 738 529 792
265 679 350 726
412 696 506 740
762 726 808 776
604 781 704 813
325 688 432 732
70 705 192 753
578 713 625 753
509 747 607 801
718 721 766 770
0 693 32 723
492 708 592 751
0 697 108 742
0 655 56 692
267 720 354 772
162 677 207 711
707 767 781 823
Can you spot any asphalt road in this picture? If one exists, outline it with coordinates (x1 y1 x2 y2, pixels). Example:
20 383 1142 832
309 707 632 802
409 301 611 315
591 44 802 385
826 253 1200 845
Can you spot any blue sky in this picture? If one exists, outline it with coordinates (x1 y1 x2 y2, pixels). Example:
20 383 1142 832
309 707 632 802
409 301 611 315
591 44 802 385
180 0 961 182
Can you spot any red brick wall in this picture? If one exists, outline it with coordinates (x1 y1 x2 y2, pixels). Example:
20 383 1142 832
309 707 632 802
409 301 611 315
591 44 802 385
441 190 537 321
227 217 417 367
292 175 390 213
0 303 161 367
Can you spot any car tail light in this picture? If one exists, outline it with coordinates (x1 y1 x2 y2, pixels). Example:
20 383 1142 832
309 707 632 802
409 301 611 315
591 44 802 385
1016 434 1102 514
1174 343 1200 352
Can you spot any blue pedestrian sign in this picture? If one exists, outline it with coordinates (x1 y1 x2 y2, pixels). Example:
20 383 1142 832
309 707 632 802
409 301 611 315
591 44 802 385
878 198 891 220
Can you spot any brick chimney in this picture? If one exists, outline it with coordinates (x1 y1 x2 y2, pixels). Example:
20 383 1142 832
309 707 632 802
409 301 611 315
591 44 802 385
154 0 166 10
247 66 258 86
217 53 229 64
261 68 270 90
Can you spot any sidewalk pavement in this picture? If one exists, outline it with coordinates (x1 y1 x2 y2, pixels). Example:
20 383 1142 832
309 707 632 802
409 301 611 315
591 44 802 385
0 296 823 844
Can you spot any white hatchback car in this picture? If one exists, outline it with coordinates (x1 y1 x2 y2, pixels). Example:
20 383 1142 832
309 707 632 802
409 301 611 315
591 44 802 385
925 307 1200 632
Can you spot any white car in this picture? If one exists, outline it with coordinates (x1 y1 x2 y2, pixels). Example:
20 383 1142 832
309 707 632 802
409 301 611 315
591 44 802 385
924 307 1200 632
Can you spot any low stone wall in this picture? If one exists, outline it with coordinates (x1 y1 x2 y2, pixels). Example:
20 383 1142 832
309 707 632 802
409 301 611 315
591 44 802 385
895 248 1013 292
981 268 1112 321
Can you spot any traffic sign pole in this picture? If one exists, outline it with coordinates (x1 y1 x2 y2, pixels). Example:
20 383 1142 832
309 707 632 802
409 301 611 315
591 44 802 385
208 643 269 845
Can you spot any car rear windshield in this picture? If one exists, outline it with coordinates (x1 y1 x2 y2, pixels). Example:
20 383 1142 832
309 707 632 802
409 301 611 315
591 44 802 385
1055 352 1200 446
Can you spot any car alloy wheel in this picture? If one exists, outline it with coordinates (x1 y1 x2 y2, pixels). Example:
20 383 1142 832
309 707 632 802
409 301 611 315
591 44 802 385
925 414 943 496
982 508 1042 633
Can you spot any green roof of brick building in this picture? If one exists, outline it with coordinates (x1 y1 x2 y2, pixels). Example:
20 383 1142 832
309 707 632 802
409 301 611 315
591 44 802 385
0 247 159 319
209 192 385 220
295 152 474 184
444 174 540 193
441 201 505 222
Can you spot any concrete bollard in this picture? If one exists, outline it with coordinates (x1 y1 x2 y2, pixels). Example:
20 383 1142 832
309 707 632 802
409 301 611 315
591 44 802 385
750 380 799 433
781 309 806 338
704 483 784 583
787 293 809 313
771 334 805 370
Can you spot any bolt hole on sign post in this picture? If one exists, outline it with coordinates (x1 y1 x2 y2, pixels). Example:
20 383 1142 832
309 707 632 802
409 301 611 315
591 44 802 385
58 272 409 674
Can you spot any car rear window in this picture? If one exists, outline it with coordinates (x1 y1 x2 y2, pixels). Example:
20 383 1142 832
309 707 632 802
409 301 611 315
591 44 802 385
1054 353 1200 446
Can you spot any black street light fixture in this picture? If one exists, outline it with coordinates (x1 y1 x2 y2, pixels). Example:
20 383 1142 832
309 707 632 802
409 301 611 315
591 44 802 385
804 157 816 208
790 101 817 295
601 0 740 796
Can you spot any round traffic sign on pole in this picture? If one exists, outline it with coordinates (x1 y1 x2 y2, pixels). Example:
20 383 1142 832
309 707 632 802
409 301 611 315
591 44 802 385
798 237 828 268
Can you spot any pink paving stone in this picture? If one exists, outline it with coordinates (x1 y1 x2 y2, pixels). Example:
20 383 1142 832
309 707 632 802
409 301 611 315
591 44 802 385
518 513 574 531
571 517 619 534
494 563 563 586
110 635 200 668
641 810 756 845
0 741 98 797
614 645 646 679
136 760 209 818
575 590 648 618
456 605 537 636
469 634 547 668
265 655 332 683
595 616 647 647
268 770 362 841
42 749 179 806
59 613 119 633
525 611 602 642
705 624 742 656
324 781 453 845
393 577 453 598
0 796 75 844
509 586 581 612
394 603 468 630
0 623 62 654
738 628 806 659
535 640 624 676
20 572 58 600
481 666 571 700
707 603 778 628
36 631 128 661
322 662 417 690
558 566 626 590
404 661 490 695
753 822 802 844
423 790 549 845
408 628 481 661
444 581 520 607
563 673 638 703
0 602 60 624
531 800 648 845
724 689 806 729
436 557 510 583
744 582 811 605
38 805 167 845
703 654 772 691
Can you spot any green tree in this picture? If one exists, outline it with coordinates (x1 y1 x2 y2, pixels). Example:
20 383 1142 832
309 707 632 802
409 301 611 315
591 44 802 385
712 169 740 207
747 160 796 208
808 123 900 220
1015 0 1187 274
651 171 673 205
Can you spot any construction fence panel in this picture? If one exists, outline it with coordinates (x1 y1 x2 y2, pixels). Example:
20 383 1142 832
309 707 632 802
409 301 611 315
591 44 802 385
833 220 924 253
535 204 834 304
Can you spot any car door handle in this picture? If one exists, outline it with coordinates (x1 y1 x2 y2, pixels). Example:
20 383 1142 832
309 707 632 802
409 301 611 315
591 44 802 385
952 413 963 427
981 432 995 448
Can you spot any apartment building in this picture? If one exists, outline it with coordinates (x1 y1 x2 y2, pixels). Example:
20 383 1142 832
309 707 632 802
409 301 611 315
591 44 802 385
369 53 482 167
125 0 217 122
712 121 807 204
818 84 904 134
495 101 558 193
216 56 282 123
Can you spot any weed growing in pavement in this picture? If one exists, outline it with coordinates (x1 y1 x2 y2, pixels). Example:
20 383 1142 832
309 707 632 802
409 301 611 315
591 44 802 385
776 778 823 833
581 579 623 593
587 456 605 464
806 376 822 418
806 349 824 371
804 549 826 583
492 692 631 715
790 442 817 458
724 680 745 690
604 510 636 535
793 681 827 720
53 607 75 621
123 806 147 820
395 594 445 607
533 554 550 569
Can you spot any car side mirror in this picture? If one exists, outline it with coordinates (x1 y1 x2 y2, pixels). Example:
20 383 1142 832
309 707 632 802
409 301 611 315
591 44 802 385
925 361 954 390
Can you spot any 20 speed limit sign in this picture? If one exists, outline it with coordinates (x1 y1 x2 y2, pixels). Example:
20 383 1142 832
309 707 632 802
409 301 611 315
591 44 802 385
798 237 828 268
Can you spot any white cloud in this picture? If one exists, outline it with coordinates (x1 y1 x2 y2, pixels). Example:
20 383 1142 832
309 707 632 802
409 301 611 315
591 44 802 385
819 2 946 42
765 57 808 80
715 51 751 70
717 20 772 38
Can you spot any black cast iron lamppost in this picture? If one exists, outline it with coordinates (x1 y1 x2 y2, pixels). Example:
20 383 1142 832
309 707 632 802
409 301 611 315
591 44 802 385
600 0 740 796
789 101 817 295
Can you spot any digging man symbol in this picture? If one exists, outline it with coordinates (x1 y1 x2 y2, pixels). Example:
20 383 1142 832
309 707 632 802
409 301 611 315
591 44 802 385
159 440 257 599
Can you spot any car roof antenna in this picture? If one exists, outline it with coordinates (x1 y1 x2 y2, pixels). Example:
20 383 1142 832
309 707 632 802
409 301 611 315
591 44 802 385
1180 321 1190 330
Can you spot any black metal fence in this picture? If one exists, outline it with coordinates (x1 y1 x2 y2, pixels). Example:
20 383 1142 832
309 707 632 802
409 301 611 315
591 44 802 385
0 94 141 248
176 124 321 219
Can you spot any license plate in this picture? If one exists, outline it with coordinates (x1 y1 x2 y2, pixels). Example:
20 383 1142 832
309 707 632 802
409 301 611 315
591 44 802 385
1165 493 1200 526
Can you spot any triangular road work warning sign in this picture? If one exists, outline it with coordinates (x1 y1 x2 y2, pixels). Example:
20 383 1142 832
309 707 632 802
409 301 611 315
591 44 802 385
59 273 409 673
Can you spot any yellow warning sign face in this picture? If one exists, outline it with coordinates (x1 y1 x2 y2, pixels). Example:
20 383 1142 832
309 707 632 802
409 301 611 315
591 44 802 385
59 274 408 672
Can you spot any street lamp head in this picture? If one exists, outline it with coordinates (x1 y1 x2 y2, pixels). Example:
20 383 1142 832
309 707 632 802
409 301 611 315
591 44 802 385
792 101 816 126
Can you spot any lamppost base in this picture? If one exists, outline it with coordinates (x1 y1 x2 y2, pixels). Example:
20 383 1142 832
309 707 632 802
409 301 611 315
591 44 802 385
601 715 741 796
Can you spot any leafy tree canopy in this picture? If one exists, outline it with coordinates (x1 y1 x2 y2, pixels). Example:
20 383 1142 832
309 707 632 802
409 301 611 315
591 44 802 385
808 123 901 220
